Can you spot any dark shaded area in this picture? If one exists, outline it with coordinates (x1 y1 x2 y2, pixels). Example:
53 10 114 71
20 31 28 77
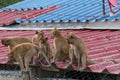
0 64 119 80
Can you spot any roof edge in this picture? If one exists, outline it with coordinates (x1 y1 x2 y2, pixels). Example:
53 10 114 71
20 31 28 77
0 21 120 30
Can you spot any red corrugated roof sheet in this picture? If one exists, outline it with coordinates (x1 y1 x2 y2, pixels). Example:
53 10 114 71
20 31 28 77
0 6 61 26
0 30 120 74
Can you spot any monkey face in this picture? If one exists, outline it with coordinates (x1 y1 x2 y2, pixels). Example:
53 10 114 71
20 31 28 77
51 28 60 38
66 32 75 44
36 30 44 40
1 38 10 46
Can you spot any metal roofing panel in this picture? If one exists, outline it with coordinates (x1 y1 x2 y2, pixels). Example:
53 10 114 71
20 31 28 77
0 6 60 26
1 0 120 24
3 0 69 10
0 29 120 74
28 0 120 23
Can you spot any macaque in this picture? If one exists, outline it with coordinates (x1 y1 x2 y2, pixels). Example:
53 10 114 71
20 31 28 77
7 43 55 80
32 30 52 63
32 30 44 46
66 32 87 71
1 36 32 51
51 28 70 62
37 37 52 65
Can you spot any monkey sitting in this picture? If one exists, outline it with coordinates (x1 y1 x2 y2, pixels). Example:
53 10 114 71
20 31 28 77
51 28 70 62
66 32 88 71
1 36 32 51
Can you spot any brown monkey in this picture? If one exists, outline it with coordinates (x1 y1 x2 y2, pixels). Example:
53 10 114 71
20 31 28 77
32 30 44 46
1 36 32 51
32 30 53 64
66 32 88 71
7 43 55 80
37 37 52 65
51 28 70 62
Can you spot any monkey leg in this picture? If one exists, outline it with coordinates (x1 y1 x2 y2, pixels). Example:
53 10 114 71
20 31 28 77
40 51 52 66
40 51 59 70
24 51 35 80
66 48 75 70
53 49 61 62
79 54 87 71
78 53 81 71
15 55 25 72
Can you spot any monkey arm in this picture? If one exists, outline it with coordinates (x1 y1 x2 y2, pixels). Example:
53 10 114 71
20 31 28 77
38 50 52 66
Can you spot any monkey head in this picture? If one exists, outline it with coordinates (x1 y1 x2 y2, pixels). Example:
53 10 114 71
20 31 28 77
35 30 44 41
40 37 48 44
51 28 61 38
1 38 11 46
66 32 77 44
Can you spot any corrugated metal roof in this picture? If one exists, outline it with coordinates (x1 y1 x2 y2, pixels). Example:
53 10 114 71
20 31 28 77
15 0 120 23
0 0 120 25
3 0 69 10
0 30 120 74
0 6 61 26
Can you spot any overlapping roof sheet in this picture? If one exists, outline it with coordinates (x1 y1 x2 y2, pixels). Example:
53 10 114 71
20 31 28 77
0 0 120 26
0 30 120 74
0 6 61 26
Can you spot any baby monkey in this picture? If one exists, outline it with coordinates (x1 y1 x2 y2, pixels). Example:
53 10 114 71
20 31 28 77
66 32 87 71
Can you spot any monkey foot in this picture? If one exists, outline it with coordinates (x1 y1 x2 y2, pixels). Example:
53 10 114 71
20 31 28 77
21 70 28 73
78 67 85 71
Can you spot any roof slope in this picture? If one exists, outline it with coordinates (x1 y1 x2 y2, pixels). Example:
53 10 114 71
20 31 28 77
0 0 120 26
4 0 69 10
0 30 120 74
0 6 61 26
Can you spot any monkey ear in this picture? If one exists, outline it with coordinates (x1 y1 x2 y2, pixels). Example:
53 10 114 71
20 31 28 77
35 31 38 34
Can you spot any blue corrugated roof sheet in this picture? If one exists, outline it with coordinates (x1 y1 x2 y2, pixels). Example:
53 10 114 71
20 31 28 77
3 0 120 23
4 0 69 10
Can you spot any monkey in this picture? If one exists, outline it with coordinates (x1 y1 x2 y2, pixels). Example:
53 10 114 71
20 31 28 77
51 28 70 62
32 30 53 64
1 36 32 51
36 37 53 65
1 36 34 64
7 43 39 80
32 30 44 47
7 43 57 80
66 32 88 71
